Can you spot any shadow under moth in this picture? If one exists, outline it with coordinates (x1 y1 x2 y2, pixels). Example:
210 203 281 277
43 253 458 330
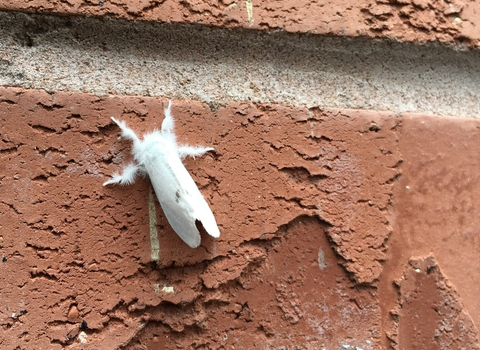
104 101 220 248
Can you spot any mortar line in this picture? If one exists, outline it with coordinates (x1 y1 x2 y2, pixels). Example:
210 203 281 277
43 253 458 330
0 11 479 118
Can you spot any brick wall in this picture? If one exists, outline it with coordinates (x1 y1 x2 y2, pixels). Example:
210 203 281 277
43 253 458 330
0 2 479 349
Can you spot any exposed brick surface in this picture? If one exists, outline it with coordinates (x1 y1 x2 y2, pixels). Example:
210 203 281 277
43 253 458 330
1 1 480 349
379 113 480 347
0 0 479 46
0 87 478 348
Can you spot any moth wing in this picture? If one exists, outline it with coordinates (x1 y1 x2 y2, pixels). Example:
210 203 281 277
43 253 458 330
160 196 202 249
178 167 220 238
146 152 219 248
190 189 220 238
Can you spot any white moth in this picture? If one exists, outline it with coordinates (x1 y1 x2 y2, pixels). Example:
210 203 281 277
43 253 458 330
103 101 220 248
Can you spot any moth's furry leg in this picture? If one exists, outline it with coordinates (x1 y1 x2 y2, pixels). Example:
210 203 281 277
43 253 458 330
111 117 140 143
138 164 148 178
161 100 174 134
178 145 214 159
103 163 140 186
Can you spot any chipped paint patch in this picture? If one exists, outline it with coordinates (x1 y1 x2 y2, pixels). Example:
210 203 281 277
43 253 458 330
318 248 328 270
161 285 175 293
148 187 160 262
246 0 254 26
78 331 88 344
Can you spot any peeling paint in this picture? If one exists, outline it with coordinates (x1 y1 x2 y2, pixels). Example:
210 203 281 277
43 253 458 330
388 255 479 349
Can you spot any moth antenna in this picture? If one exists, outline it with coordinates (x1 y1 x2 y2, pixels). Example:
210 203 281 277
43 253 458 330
161 100 174 134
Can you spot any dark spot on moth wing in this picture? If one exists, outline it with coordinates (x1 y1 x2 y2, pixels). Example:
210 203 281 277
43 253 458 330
195 220 215 246
175 190 181 203
195 220 208 236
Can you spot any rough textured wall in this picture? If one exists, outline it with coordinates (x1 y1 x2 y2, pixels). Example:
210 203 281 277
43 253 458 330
0 0 479 46
0 88 395 348
0 1 479 350
1 88 479 349
2 12 479 118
